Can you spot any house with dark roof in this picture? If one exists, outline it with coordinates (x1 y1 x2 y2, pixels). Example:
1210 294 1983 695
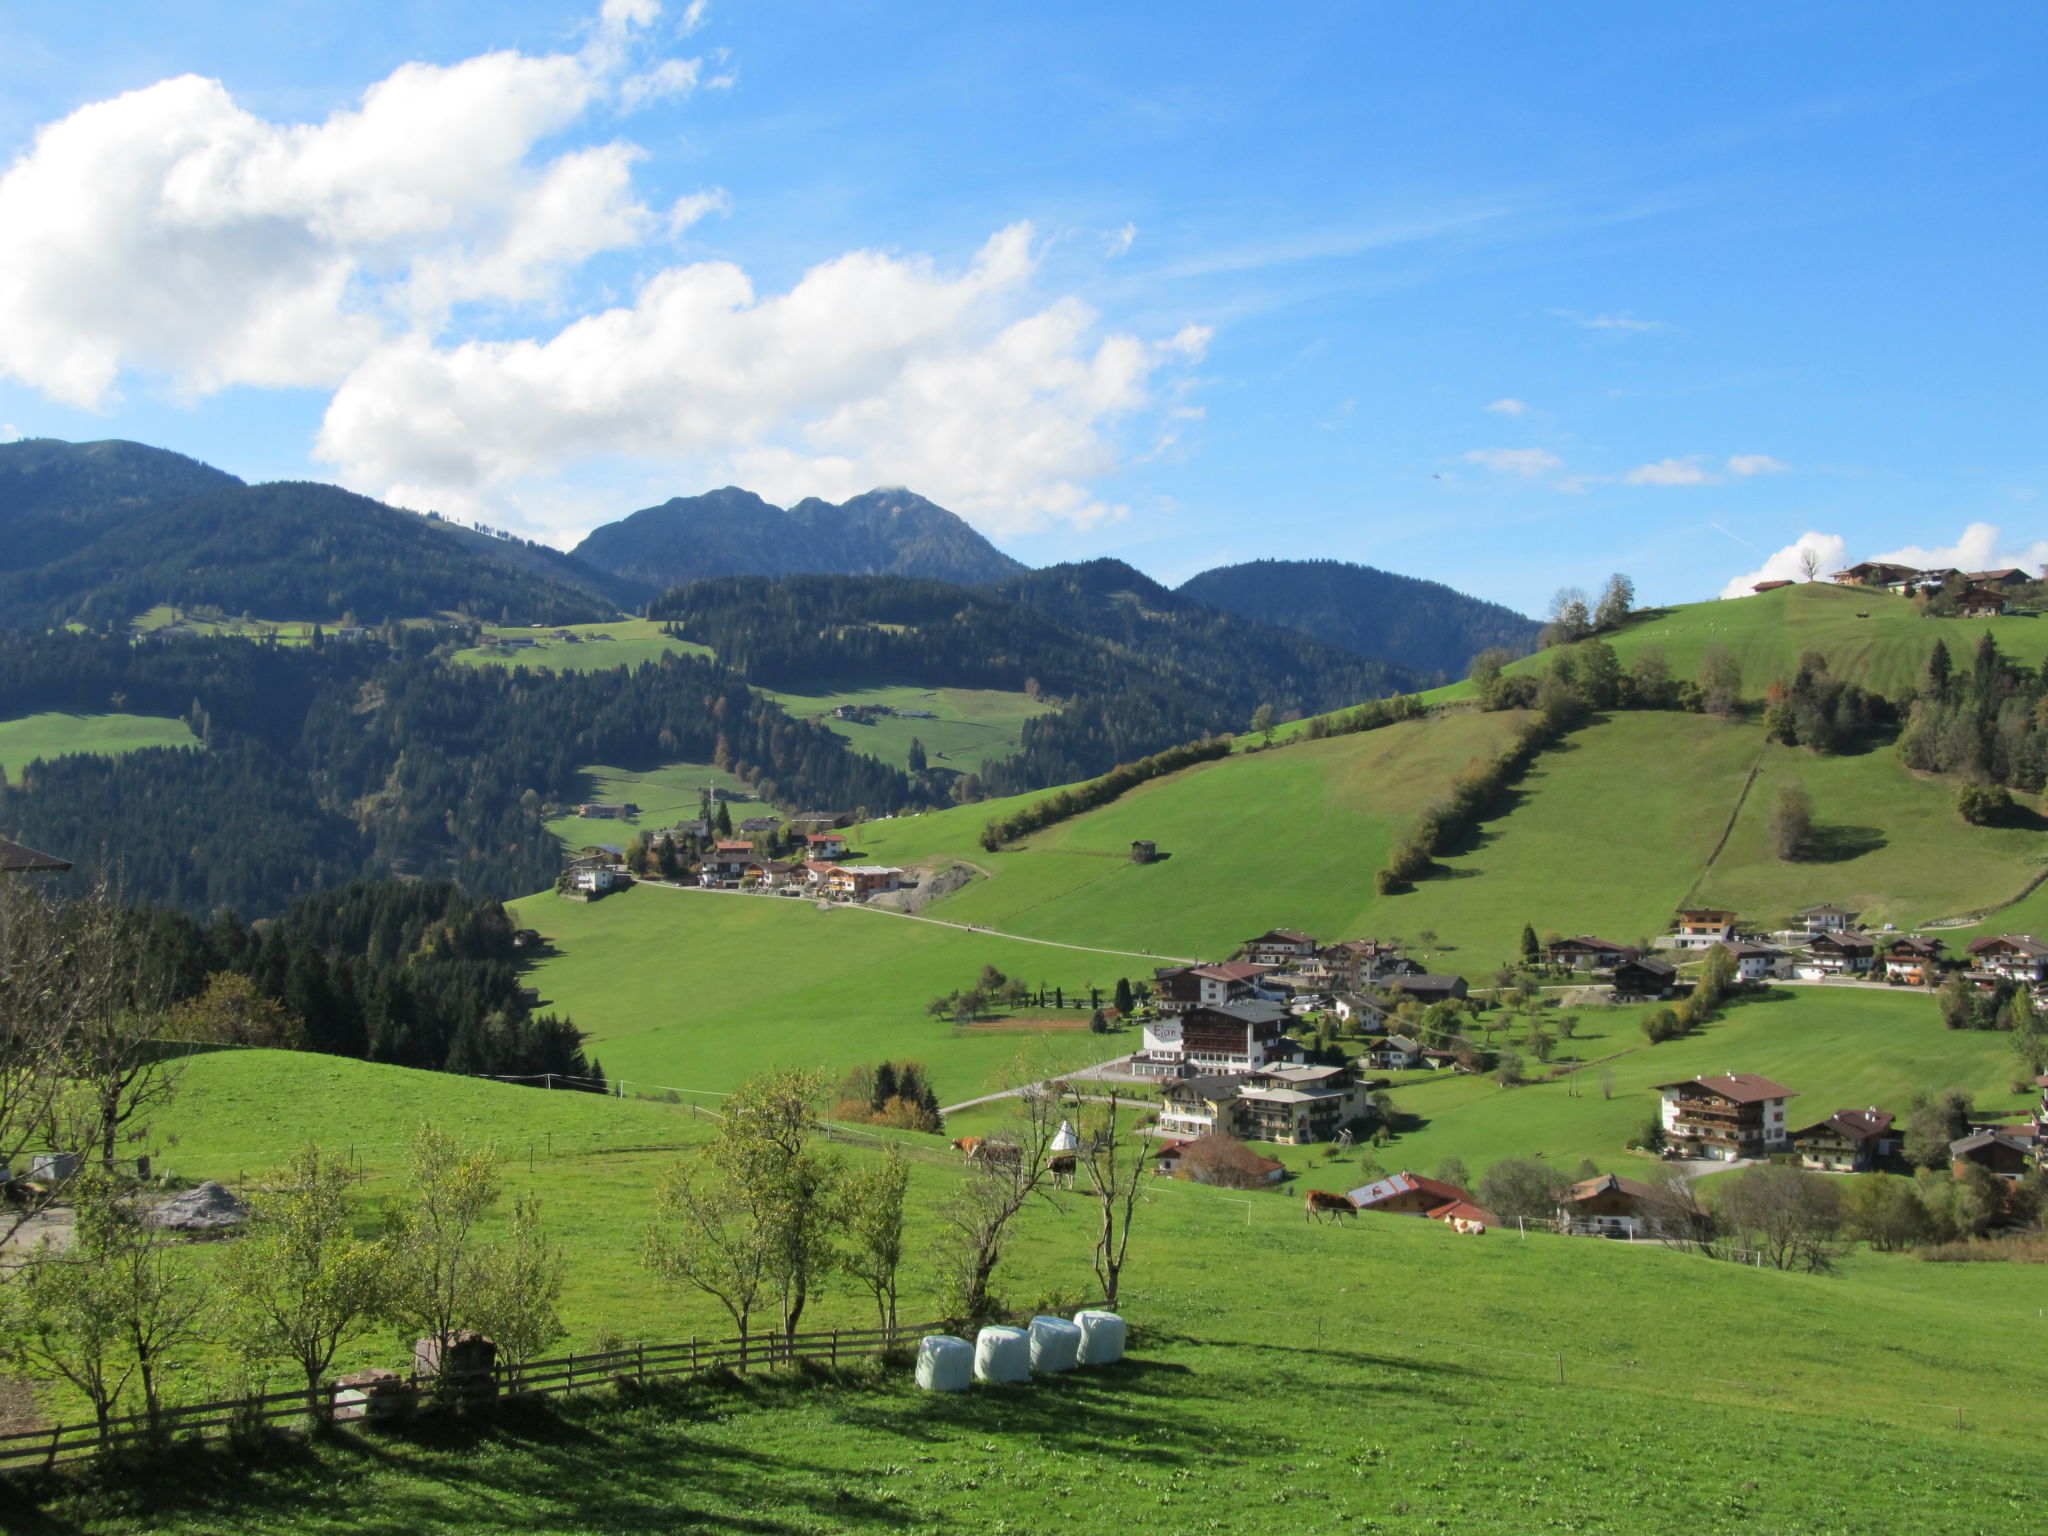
1238 929 1320 967
0 837 71 874
1791 1109 1895 1172
1653 1073 1797 1160
1795 904 1859 933
1386 973 1468 1006
1611 955 1678 1000
1950 1130 2032 1181
1717 940 1787 982
1795 930 1876 979
1966 935 2048 986
1157 1074 1243 1139
1831 561 1920 587
1361 1034 1423 1071
1133 999 1294 1078
1546 936 1637 971
1151 960 1273 1014
1965 567 2032 589
1954 585 2009 618
1883 935 1945 984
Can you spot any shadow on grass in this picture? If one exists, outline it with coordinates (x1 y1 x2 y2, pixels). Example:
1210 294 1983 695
1795 823 1888 862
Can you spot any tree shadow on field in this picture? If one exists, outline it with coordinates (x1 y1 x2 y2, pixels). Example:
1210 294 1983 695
1796 823 1887 862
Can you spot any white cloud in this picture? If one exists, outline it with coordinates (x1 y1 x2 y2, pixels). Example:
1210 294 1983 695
0 8 697 407
1483 397 1526 416
318 226 1211 539
1625 456 1717 486
1106 222 1137 258
1550 309 1671 334
1875 522 2048 576
1464 447 1562 478
1718 531 1849 598
1727 453 1790 476
0 6 1199 541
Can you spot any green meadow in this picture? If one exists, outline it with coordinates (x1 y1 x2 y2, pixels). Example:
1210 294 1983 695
762 682 1052 773
0 710 201 778
451 618 710 672
544 760 762 852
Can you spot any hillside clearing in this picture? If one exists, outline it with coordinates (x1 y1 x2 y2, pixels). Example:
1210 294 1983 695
761 682 1052 772
451 618 710 673
0 710 201 777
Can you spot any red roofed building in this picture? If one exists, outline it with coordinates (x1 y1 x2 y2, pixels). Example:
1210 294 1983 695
1153 960 1272 1014
1791 1108 1895 1172
805 831 849 859
1237 928 1320 967
1345 1170 1470 1216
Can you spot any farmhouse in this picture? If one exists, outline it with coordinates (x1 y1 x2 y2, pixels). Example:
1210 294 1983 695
1795 931 1876 979
821 864 903 899
576 802 640 820
1347 1170 1470 1217
1831 561 1920 587
1129 839 1159 864
0 837 71 874
1949 1130 2031 1181
1547 935 1637 971
1795 904 1859 933
805 831 850 859
571 866 616 895
1152 960 1273 1014
1239 928 1320 967
1555 1174 1656 1237
1151 1138 1286 1184
1883 935 1946 984
1791 1109 1895 1172
1965 935 2048 985
1332 992 1398 1030
1386 974 1468 1006
1673 908 1738 949
739 817 781 834
1954 585 2009 619
1717 941 1787 982
1611 955 1678 1000
1967 567 2033 588
1653 1073 1796 1160
1318 938 1406 990
1361 1034 1423 1070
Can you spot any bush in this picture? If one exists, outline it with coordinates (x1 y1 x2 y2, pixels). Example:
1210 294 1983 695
1957 783 2017 826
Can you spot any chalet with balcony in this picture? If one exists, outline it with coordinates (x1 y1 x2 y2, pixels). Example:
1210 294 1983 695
1152 960 1273 1014
699 846 755 887
1238 928 1320 968
1332 992 1399 1031
805 831 850 859
1157 1074 1242 1139
1555 1174 1656 1238
1673 909 1739 950
739 816 781 834
1319 938 1405 990
1347 1170 1470 1217
1954 585 2009 618
1133 999 1294 1078
1795 904 1859 933
821 864 903 899
1547 936 1637 971
1795 930 1875 979
1883 935 1945 984
1831 561 1919 587
1653 1073 1796 1160
1717 941 1787 982
1790 1108 1895 1172
1965 935 2048 986
571 866 617 895
1361 1034 1423 1070
1611 955 1678 1000
1151 1137 1286 1183
1967 567 2033 589
1232 1063 1370 1145
1950 1130 2032 1181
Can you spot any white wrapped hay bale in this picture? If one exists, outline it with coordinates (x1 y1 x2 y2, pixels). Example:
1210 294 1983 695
1073 1309 1126 1365
973 1325 1031 1384
914 1334 973 1392
1029 1315 1082 1373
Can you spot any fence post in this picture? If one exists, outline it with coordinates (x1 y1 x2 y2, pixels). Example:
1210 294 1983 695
638 1342 647 1384
690 1335 698 1374
832 1330 839 1367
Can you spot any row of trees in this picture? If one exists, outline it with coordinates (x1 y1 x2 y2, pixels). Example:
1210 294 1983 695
979 736 1232 850
3 1128 565 1440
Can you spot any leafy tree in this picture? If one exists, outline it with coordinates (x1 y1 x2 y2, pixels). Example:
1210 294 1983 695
1593 573 1635 632
839 1145 910 1335
224 1143 388 1418
1900 1089 1973 1170
1711 1163 1843 1272
1768 778 1812 860
164 971 305 1048
1627 646 1676 709
469 1195 567 1380
1250 703 1276 743
1434 1156 1471 1190
1476 1158 1563 1224
383 1124 501 1372
1842 1176 1930 1253
935 1072 1066 1321
1698 644 1743 716
1936 973 1975 1032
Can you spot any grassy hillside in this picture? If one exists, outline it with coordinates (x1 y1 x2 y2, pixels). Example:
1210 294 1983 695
763 682 1052 772
0 710 200 778
509 883 1126 1104
451 618 710 672
544 761 761 851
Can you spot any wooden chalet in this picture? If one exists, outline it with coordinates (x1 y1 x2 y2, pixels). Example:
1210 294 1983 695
1965 935 2048 986
1716 941 1785 982
1546 935 1637 971
1428 1199 1500 1228
1134 999 1294 1078
1611 955 1678 1000
1673 908 1738 949
804 831 850 859
1346 1170 1470 1217
0 837 71 874
1653 1073 1796 1160
1318 938 1405 990
1151 960 1272 1014
821 864 902 899
1795 904 1859 933
1129 840 1159 865
1949 1130 2032 1181
1791 1109 1895 1173
1238 928 1319 967
1555 1174 1656 1237
1151 1137 1286 1184
1386 973 1468 1005
1360 1033 1423 1070
1231 1063 1368 1145
1157 1074 1242 1139
1831 561 1919 587
1966 567 2033 589
1795 930 1875 978
738 816 781 833
1883 935 1945 984
1953 584 2009 618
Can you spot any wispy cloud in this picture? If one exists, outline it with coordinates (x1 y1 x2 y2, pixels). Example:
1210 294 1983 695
1466 447 1563 478
1157 203 1517 281
1727 453 1791 476
1624 456 1717 486
1549 308 1672 334
1106 223 1137 258
1484 397 1526 416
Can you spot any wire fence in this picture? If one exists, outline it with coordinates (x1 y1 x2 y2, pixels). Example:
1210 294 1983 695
0 1320 941 1473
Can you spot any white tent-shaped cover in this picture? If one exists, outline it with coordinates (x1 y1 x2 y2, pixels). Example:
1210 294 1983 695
1050 1120 1081 1153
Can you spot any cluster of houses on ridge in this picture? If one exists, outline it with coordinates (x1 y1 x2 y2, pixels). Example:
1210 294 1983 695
1749 560 2040 616
560 810 909 903
1543 906 2048 999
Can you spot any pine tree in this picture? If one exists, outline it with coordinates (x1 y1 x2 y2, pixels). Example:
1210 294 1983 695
1520 924 1541 967
872 1061 899 1114
908 737 927 773
715 799 733 837
1114 977 1134 1015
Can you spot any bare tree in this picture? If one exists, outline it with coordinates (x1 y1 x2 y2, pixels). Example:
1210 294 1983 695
1637 1163 1715 1251
0 878 74 1245
1068 1087 1151 1309
934 1071 1065 1323
1797 546 1821 582
1711 1163 1843 1272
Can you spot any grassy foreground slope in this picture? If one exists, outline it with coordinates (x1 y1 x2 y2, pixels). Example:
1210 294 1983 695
0 711 200 778
49 1049 2048 1532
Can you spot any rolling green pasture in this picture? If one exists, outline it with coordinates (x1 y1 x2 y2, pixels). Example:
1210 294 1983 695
451 618 710 672
544 760 761 851
33 1046 2048 1531
509 883 1124 1104
0 710 201 777
763 682 1052 772
130 604 322 641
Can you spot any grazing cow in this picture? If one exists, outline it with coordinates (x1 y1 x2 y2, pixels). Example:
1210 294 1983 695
1452 1218 1488 1235
949 1137 985 1160
1047 1153 1078 1190
1304 1189 1358 1224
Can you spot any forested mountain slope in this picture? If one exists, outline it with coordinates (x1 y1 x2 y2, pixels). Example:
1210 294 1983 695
1178 556 1541 679
0 437 243 573
572 485 1027 589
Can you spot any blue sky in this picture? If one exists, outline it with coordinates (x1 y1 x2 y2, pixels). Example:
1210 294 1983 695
1 1 2043 613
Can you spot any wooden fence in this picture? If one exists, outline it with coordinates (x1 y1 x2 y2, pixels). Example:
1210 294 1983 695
0 1320 936 1473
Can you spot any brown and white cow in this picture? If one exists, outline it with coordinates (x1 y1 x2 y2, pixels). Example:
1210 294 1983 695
1304 1189 1358 1224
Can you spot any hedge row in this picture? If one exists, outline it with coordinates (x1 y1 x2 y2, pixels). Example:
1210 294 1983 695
980 736 1234 850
